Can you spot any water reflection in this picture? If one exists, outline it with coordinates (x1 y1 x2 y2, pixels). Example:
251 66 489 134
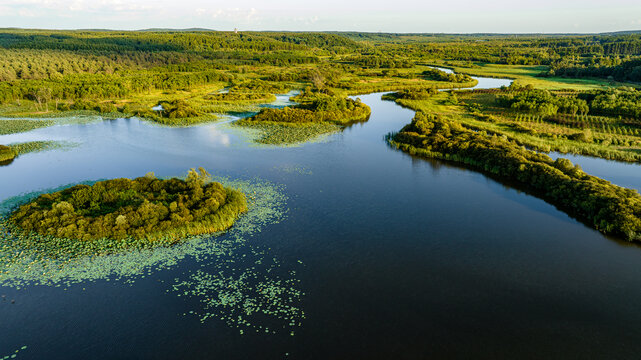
2 81 641 359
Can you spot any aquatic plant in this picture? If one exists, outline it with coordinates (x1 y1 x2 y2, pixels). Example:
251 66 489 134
204 91 277 104
0 119 54 135
0 175 287 287
381 87 439 101
0 141 77 166
234 94 368 145
172 255 305 335
0 174 303 334
234 121 340 146
274 164 313 175
10 140 76 156
1 346 27 360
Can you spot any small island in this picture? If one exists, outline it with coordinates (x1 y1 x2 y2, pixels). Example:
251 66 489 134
9 168 247 246
236 93 371 144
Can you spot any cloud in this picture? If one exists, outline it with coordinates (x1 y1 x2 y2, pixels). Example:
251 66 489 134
195 7 259 23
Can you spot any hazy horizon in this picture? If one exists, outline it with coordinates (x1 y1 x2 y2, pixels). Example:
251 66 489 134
2 27 641 35
1 0 640 34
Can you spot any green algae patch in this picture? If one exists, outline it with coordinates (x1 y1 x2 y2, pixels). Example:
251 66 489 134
12 140 76 155
172 261 305 335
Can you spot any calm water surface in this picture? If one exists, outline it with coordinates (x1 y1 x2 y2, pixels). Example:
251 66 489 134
2 80 641 359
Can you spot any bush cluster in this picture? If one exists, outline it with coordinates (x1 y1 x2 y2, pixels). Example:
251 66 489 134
10 168 247 242
243 96 370 125
422 68 473 83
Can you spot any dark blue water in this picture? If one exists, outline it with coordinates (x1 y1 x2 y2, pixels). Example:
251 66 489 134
2 89 641 359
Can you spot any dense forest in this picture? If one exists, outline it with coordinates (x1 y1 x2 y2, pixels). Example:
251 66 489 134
546 58 641 82
1 29 640 112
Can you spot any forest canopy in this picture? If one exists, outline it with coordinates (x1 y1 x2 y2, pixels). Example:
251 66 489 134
9 168 248 243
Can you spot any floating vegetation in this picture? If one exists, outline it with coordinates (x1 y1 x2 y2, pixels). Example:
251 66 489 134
133 100 221 126
0 174 305 333
172 254 305 335
10 140 77 156
0 119 54 135
232 94 366 146
0 141 78 166
232 122 340 146
241 97 370 125
0 175 288 288
1 346 27 360
204 91 277 104
274 164 313 175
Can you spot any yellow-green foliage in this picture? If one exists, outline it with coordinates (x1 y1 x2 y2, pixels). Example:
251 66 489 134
132 99 219 125
422 68 473 83
243 96 370 125
399 91 641 162
382 87 438 101
10 168 247 242
0 144 16 162
389 112 641 241
236 121 340 145
204 91 276 103
0 119 54 135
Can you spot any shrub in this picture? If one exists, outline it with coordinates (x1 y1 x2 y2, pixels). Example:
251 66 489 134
10 168 248 243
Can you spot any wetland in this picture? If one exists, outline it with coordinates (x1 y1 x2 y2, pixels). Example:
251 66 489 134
2 30 641 359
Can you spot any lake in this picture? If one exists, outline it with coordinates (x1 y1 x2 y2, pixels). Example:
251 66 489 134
2 76 641 359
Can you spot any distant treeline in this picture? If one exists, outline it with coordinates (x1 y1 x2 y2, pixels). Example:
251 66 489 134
0 70 232 103
0 30 360 53
546 58 641 83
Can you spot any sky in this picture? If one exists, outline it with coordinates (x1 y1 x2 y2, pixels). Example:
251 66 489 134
0 0 640 33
